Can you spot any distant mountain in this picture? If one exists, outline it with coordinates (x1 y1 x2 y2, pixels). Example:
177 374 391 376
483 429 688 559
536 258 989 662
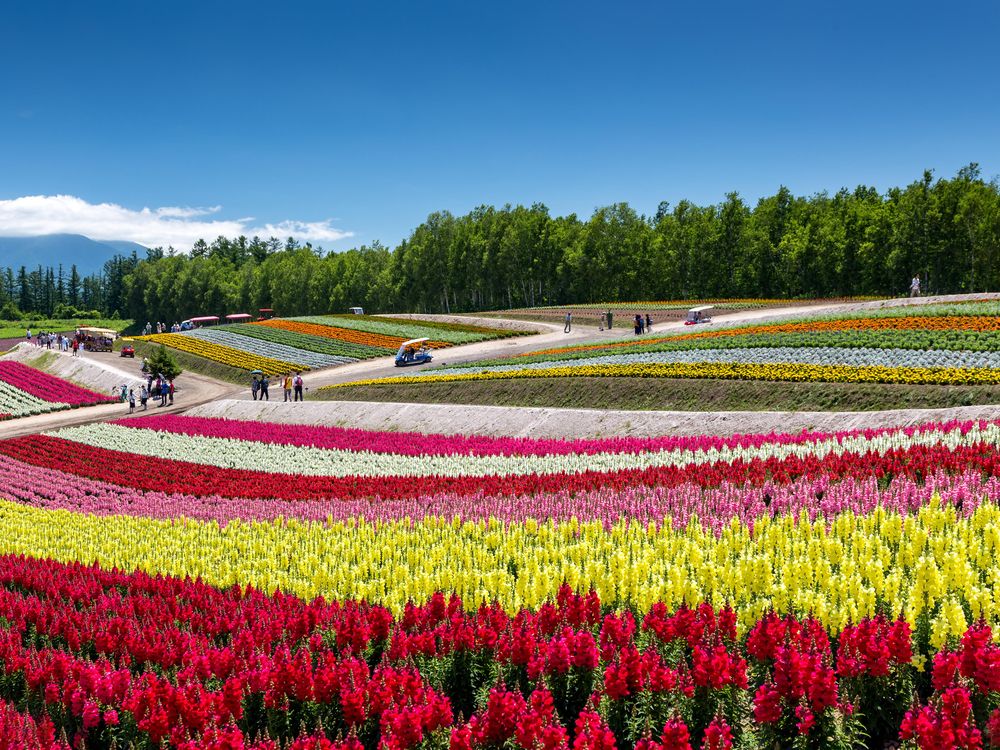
0 234 148 275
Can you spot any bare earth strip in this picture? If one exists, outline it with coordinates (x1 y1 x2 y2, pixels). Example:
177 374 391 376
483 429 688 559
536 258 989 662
188 398 1000 439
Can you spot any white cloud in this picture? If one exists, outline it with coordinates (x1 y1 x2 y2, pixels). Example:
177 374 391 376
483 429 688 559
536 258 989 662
0 195 353 251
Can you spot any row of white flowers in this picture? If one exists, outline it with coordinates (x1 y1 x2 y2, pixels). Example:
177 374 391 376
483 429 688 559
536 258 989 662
52 420 1000 479
182 328 356 369
0 381 68 418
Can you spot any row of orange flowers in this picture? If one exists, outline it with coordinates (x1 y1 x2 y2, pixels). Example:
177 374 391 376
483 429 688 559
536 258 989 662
257 319 450 351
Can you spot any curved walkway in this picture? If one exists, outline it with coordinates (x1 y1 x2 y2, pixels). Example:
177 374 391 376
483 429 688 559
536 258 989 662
3 293 999 439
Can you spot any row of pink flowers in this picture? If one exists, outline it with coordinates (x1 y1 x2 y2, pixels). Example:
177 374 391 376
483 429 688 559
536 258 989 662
109 413 1000 458
0 361 114 406
0 452 989 531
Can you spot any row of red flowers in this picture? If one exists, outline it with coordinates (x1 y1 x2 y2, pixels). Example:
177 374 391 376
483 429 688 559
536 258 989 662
0 362 114 407
0 556 998 750
4 431 1000 503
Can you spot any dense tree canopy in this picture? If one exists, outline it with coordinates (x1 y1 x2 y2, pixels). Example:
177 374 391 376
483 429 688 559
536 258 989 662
4 166 999 320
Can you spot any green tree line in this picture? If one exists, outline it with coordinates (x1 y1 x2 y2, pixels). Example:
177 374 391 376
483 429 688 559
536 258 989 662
0 260 119 319
8 166 1000 321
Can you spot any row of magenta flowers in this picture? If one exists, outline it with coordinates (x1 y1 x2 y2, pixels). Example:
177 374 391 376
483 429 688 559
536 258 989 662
0 556 997 750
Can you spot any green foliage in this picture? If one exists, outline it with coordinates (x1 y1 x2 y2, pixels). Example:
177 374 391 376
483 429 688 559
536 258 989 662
146 344 183 380
11 166 997 321
117 165 1000 323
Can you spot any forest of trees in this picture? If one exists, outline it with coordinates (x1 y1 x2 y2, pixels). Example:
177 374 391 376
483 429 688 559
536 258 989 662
6 166 1000 321
0 260 127 319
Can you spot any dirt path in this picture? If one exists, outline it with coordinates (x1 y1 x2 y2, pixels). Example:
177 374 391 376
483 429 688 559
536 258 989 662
0 347 239 439
3 293 999 439
242 292 1000 392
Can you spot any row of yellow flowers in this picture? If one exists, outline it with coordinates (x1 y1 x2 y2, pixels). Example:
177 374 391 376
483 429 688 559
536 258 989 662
135 333 300 375
323 361 1000 389
2 497 997 647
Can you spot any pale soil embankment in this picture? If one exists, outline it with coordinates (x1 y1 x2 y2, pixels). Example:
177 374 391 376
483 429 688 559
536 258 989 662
187 398 1000 439
0 343 238 438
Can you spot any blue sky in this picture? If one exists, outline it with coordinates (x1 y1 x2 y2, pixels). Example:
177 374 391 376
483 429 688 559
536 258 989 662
0 0 997 250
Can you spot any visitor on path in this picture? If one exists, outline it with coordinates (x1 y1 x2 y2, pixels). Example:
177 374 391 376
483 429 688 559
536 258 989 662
910 274 921 298
606 311 613 330
564 312 572 333
25 329 31 342
140 385 148 410
160 376 169 407
634 315 642 335
283 373 293 402
599 314 604 331
251 376 260 401
260 375 270 401
646 314 652 332
119 384 128 402
128 389 135 414
293 372 304 401
168 380 174 405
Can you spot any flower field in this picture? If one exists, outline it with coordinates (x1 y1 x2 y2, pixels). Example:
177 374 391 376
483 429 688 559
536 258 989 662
5 412 1000 747
327 302 1000 391
0 361 115 420
135 316 520 375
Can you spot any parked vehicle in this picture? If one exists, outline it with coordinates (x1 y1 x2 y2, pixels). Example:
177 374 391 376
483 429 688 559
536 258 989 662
684 305 714 325
395 338 433 367
349 307 365 315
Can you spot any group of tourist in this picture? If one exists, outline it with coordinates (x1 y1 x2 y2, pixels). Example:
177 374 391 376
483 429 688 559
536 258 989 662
563 310 653 334
26 330 73 352
251 372 305 402
632 313 653 335
123 372 174 414
144 322 186 335
26 328 98 356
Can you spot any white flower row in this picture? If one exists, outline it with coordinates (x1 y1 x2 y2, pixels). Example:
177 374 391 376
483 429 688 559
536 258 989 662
413 346 1000 378
183 329 355 369
52 420 1000 480
0 381 68 418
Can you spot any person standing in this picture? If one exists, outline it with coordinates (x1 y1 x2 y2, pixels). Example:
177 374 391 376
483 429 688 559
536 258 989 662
128 388 136 414
251 376 259 401
71 338 79 356
293 372 304 401
283 373 293 402
140 385 148 411
160 377 169 406
606 310 613 330
645 314 652 333
260 375 270 401
168 379 174 405
564 311 572 333
910 274 921 298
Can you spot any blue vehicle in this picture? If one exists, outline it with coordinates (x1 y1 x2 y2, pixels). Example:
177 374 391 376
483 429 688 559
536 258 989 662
395 338 433 367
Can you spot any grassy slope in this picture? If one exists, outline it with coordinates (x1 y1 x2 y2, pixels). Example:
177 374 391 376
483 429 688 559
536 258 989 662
314 376 1000 412
0 318 132 339
126 340 248 386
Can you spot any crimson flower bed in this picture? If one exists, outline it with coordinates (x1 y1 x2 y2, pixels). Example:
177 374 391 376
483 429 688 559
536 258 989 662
0 557 997 750
0 361 114 406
